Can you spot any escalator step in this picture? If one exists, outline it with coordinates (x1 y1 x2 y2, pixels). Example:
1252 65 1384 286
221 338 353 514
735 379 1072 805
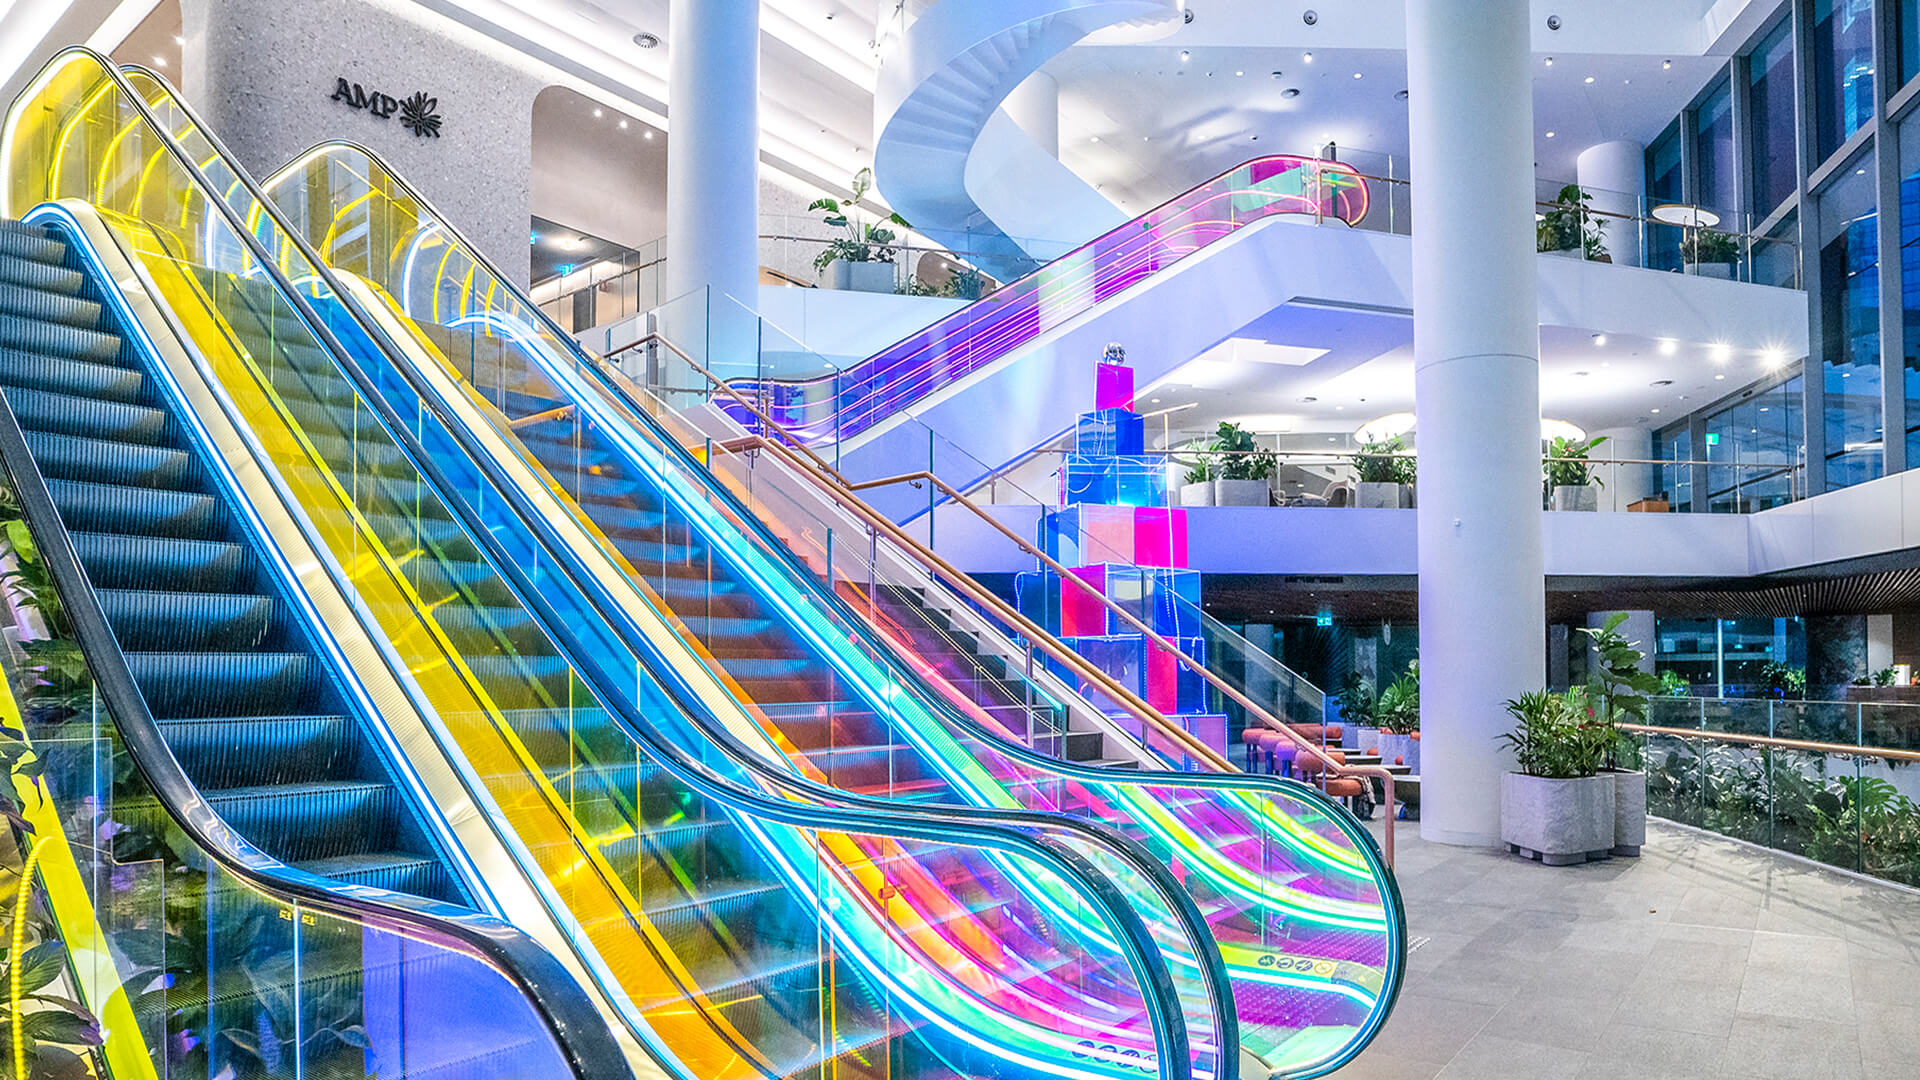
0 314 121 364
0 349 141 403
4 387 164 444
47 479 216 539
23 432 188 489
98 589 273 652
127 652 315 718
0 282 102 329
205 781 398 862
298 852 448 896
71 533 248 592
157 714 356 786
0 254 84 296
0 225 65 265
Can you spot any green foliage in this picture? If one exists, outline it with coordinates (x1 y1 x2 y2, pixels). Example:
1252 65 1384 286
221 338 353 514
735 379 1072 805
1353 435 1415 485
1536 183 1609 258
1658 668 1692 697
1377 660 1419 734
1577 611 1662 724
1759 661 1805 700
1680 227 1740 265
1180 422 1274 484
1337 671 1377 729
1500 687 1618 778
1874 666 1898 687
809 168 912 275
1546 434 1609 489
939 263 990 300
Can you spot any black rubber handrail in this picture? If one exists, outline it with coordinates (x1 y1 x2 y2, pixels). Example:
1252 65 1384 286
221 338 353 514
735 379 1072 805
0 220 634 1080
111 62 1205 1080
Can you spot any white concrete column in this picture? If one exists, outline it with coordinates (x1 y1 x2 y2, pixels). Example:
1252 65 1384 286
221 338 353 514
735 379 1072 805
1591 425 1655 510
1576 140 1645 269
1408 0 1544 847
1869 615 1895 675
665 0 760 371
1005 71 1060 158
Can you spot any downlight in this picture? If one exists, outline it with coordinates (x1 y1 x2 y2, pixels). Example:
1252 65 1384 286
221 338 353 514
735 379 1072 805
633 32 661 48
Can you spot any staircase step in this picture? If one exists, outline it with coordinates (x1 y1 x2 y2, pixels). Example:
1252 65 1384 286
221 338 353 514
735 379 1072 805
47 478 216 539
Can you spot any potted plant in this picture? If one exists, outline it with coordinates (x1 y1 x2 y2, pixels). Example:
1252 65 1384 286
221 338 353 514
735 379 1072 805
1179 456 1216 506
1546 433 1607 511
1680 227 1739 279
1353 435 1414 508
810 168 910 293
1536 184 1609 261
1209 421 1275 505
1499 688 1619 865
1376 661 1420 774
1578 612 1663 856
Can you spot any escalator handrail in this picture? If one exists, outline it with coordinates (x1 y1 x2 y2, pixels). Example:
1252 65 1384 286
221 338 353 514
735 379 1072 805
119 74 1206 1080
0 227 635 1080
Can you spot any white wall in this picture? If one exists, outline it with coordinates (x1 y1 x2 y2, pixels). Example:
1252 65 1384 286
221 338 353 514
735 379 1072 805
181 0 547 283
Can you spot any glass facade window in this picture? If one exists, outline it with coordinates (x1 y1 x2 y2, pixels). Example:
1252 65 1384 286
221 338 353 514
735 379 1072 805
1812 0 1876 162
1705 373 1805 511
1695 78 1738 215
1902 165 1920 463
1754 210 1803 289
1646 122 1685 272
1749 20 1799 214
1821 207 1884 488
1660 428 1694 512
1655 617 1805 697
1903 0 1920 87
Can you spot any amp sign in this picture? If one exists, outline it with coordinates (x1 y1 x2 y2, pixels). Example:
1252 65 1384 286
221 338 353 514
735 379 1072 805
329 78 442 139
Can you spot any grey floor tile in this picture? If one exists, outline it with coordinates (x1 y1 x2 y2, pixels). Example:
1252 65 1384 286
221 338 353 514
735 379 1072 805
1359 992 1498 1066
1571 1023 1726 1080
1432 1032 1590 1080
1856 1000 1920 1067
1716 1013 1864 1079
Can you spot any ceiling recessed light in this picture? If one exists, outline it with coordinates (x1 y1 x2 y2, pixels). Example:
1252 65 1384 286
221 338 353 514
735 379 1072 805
593 107 603 118
1858 168 1866 175
173 35 184 45
644 130 654 139
1271 70 1284 78
1395 89 1409 100
1715 373 1726 379
634 32 661 48
1662 59 1672 70
619 119 629 129
1546 131 1556 138
1352 72 1363 79
1282 87 1301 98
1298 396 1318 403
1659 338 1677 355
1651 408 1661 414
1090 135 1100 142
1150 397 1161 403
1236 70 1245 76
1651 379 1673 387
1180 50 1190 61
1545 56 1554 66
153 56 166 67
1593 333 1606 346
1303 51 1314 63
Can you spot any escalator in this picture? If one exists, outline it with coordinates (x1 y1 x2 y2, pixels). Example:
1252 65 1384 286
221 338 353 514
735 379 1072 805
257 143 1403 1079
0 217 457 900
51 54 1217 1080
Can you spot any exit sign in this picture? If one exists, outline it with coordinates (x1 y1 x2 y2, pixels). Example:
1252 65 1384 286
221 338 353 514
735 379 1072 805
1705 433 1720 446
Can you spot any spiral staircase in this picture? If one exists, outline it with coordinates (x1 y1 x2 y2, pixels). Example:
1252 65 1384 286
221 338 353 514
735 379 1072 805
872 0 1181 278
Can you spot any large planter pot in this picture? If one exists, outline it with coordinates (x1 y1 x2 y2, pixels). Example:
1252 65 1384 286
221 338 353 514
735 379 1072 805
1402 734 1420 774
821 260 895 293
1178 481 1215 507
1500 772 1616 866
1355 481 1406 509
1551 484 1598 512
1212 479 1270 507
1353 726 1382 757
1541 246 1581 259
1378 732 1410 768
1684 262 1734 280
1608 768 1646 857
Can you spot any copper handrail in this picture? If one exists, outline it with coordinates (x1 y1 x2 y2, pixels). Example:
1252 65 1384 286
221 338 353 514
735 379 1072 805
597 332 1399 861
1619 723 1920 764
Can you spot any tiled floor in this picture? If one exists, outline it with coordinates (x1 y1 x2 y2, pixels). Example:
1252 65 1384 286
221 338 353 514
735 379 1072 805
1333 819 1920 1079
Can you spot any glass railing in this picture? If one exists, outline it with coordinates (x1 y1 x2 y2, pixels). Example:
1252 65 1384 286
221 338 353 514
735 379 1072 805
0 46 625 1080
1629 698 1920 887
719 155 1371 449
253 142 1404 1079
51 54 1199 1080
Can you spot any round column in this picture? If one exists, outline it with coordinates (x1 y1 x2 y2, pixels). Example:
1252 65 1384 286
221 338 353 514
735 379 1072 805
1590 425 1655 509
1407 0 1544 847
665 0 760 372
1576 140 1646 268
1005 71 1060 158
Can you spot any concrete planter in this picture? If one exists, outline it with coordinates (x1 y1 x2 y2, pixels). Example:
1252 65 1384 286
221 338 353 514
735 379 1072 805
1551 484 1598 512
1355 481 1406 509
1685 262 1734 280
1609 769 1647 857
1402 735 1420 774
1378 732 1410 768
822 260 896 293
1353 725 1382 756
1541 246 1582 259
1500 772 1616 866
1178 481 1215 507
1212 479 1271 507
